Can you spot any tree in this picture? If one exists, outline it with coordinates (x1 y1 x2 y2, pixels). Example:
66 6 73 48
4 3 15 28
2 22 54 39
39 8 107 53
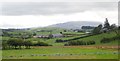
24 40 32 49
7 38 18 49
110 24 117 31
118 26 120 34
33 32 36 36
17 39 24 49
34 41 51 46
2 31 10 36
7 38 24 49
55 39 68 42
98 24 103 29
66 40 95 46
92 24 102 34
81 26 95 29
114 26 120 36
64 30 67 32
104 18 110 29
2 40 8 49
60 32 63 34
101 38 109 43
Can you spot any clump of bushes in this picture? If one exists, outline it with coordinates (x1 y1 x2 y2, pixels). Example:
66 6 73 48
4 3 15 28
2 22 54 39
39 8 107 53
64 40 95 46
6 38 24 49
4 38 33 49
55 35 93 43
2 38 52 50
55 39 68 43
87 41 96 45
33 41 52 46
100 38 111 43
100 35 120 43
24 40 33 49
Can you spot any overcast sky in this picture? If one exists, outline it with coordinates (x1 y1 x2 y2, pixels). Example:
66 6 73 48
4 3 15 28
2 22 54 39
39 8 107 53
0 1 118 29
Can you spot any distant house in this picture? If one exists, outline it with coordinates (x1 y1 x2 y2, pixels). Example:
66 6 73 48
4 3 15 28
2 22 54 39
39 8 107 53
33 35 49 38
73 29 80 32
33 34 63 38
50 34 63 38
85 31 91 34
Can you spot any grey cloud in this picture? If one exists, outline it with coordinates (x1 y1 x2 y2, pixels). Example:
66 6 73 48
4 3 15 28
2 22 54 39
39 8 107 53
0 24 24 28
1 2 117 15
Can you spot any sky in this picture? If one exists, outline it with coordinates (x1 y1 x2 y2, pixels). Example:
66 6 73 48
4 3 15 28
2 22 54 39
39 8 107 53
0 1 118 29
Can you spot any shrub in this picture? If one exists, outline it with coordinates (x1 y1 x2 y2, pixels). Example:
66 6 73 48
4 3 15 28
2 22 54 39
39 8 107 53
65 40 95 46
7 38 24 49
24 40 32 49
55 39 68 43
7 38 18 49
64 44 69 46
87 41 95 45
34 41 51 46
100 38 111 43
100 35 120 43
2 40 8 49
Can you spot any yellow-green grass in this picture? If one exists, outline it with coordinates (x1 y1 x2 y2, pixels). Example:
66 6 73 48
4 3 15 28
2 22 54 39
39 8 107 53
26 35 82 46
2 31 118 46
2 46 118 59
73 32 118 45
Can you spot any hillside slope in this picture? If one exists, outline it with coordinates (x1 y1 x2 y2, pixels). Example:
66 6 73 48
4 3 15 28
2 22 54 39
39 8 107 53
73 32 118 45
48 21 102 29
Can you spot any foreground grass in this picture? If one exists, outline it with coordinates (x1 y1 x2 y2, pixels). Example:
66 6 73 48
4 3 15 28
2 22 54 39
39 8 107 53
2 46 118 59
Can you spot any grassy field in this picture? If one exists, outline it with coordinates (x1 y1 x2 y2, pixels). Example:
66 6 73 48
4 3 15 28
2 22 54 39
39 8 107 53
30 27 65 35
70 32 118 45
2 46 118 59
26 32 118 46
2 28 119 59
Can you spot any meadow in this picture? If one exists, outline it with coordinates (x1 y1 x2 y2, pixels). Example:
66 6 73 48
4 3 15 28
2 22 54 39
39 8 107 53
2 46 118 59
1 27 119 59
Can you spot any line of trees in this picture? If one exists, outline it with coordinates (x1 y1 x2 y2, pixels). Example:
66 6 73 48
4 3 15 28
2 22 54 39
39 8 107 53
92 18 118 34
2 31 36 39
100 27 120 43
64 40 95 46
100 35 120 43
55 39 68 43
81 26 95 29
2 38 32 49
55 35 95 43
92 18 120 44
34 41 52 46
2 38 52 50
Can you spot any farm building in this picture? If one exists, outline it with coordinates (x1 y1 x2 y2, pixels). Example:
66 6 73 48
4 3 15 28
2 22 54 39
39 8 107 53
51 34 63 38
33 35 49 38
49 34 63 38
33 34 63 38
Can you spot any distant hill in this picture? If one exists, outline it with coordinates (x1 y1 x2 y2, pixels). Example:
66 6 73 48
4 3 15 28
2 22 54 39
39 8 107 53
48 21 102 29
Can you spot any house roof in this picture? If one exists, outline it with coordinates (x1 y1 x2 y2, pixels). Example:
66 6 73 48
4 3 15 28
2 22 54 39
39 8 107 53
52 34 63 36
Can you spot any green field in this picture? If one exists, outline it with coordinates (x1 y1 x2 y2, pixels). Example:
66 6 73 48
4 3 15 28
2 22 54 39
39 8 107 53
2 27 119 59
26 31 118 46
2 46 118 59
72 32 118 45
